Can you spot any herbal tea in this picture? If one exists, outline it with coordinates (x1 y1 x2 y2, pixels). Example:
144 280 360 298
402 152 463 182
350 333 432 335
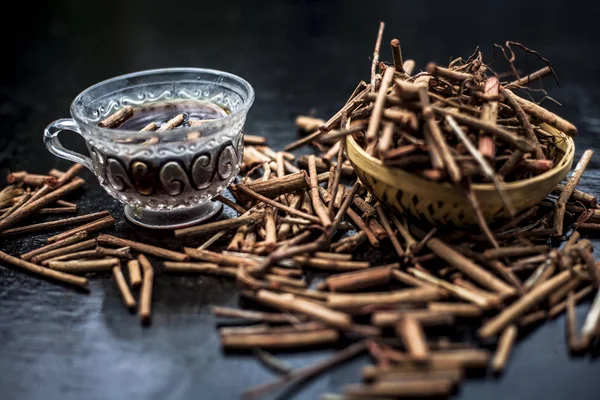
98 99 230 131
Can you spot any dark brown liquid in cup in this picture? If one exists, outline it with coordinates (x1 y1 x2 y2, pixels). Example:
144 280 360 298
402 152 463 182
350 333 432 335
117 100 229 130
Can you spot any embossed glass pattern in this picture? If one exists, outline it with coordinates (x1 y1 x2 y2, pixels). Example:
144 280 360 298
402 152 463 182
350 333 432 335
44 68 254 229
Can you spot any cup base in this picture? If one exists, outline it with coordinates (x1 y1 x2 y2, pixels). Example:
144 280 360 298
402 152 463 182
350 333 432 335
124 201 223 230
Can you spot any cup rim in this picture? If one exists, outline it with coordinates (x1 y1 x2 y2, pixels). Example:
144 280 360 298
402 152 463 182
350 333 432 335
69 67 255 140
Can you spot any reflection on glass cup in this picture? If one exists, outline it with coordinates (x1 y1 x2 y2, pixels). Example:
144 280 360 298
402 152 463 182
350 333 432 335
44 68 254 229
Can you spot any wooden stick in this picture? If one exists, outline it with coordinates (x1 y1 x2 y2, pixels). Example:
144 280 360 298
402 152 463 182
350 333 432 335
479 77 499 160
243 134 267 145
221 323 328 337
265 274 307 288
163 262 236 278
308 155 332 227
56 164 85 186
263 207 277 250
138 255 154 325
554 150 593 236
565 291 581 352
427 62 473 81
47 215 115 243
479 265 584 338
40 249 100 265
392 269 432 288
113 265 136 310
549 284 593 318
327 123 346 216
506 66 552 87
346 208 379 248
196 230 227 251
55 199 77 208
212 306 303 324
522 259 556 291
233 171 317 202
366 67 396 144
374 203 404 257
390 39 404 73
0 249 88 290
395 317 429 362
389 214 417 251
445 115 515 216
221 329 339 350
500 88 545 160
48 258 120 272
428 302 483 318
0 178 85 232
0 192 31 220
295 116 325 133
520 310 547 328
510 92 578 136
430 106 534 152
213 194 246 214
427 239 515 295
98 105 133 128
37 207 77 215
31 238 97 264
484 245 549 259
184 247 260 267
377 121 396 158
95 246 132 260
553 184 597 208
370 21 385 91
363 367 463 385
127 259 142 288
21 231 89 261
6 171 27 183
242 341 366 400
174 212 264 239
372 310 454 327
98 234 189 262
293 256 369 272
491 325 518 374
548 274 583 307
140 122 159 132
581 286 600 346
402 59 415 75
420 88 461 183
344 379 454 398
284 129 324 151
48 169 65 179
0 211 110 237
324 265 393 292
487 260 523 290
409 268 493 308
156 113 185 131
253 348 292 375
315 252 353 261
234 186 321 224
327 287 446 309
498 149 525 177
256 290 353 329
318 125 367 144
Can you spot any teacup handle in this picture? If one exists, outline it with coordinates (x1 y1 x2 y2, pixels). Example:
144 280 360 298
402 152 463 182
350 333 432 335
44 118 94 171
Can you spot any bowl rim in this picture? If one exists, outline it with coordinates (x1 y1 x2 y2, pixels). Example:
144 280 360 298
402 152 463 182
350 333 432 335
346 125 575 193
70 67 255 141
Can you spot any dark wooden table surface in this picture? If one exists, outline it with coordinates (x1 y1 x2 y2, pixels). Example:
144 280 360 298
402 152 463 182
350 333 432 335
2 1 600 399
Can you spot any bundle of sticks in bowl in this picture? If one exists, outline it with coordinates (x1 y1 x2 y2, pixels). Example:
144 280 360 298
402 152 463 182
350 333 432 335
201 28 600 399
1 23 600 400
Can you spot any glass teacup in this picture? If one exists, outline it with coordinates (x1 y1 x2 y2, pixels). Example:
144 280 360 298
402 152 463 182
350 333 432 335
44 68 254 229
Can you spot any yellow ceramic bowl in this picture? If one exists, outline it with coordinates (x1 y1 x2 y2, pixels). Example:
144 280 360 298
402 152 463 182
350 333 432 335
347 125 574 225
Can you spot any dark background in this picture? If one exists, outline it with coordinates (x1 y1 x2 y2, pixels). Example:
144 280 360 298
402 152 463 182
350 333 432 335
1 1 600 399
